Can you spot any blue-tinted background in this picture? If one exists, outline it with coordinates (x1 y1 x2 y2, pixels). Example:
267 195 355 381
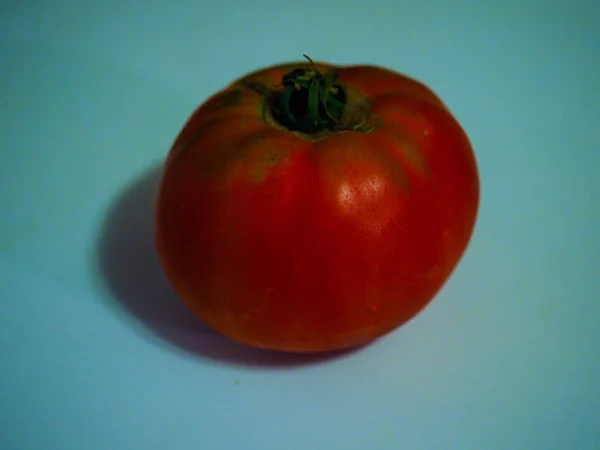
2 1 599 449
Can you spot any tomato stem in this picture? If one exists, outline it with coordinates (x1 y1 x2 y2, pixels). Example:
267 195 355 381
272 55 348 134
244 55 375 139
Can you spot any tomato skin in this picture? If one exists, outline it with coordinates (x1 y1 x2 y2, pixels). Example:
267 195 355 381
155 60 479 353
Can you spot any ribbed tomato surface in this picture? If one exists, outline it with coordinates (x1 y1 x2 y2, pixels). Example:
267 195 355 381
155 58 479 353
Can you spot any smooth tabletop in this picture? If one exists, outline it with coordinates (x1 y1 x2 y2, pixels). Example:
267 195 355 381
2 1 599 449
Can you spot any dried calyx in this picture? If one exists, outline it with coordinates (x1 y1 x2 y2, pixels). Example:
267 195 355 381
246 55 375 140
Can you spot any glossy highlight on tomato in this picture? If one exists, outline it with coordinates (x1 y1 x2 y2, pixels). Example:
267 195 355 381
155 56 479 353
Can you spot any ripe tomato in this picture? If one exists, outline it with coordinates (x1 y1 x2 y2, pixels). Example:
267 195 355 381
155 56 479 353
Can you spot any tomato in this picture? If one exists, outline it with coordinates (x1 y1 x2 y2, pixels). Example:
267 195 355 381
155 56 479 353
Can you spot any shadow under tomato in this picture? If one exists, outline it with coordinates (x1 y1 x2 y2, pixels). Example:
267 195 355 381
96 163 364 368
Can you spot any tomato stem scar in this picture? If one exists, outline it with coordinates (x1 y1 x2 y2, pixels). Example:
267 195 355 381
244 55 376 140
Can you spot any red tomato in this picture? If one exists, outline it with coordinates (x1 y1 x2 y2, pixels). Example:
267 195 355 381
155 56 479 353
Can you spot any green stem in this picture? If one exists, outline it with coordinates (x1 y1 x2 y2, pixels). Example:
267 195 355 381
276 55 346 134
243 55 374 139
